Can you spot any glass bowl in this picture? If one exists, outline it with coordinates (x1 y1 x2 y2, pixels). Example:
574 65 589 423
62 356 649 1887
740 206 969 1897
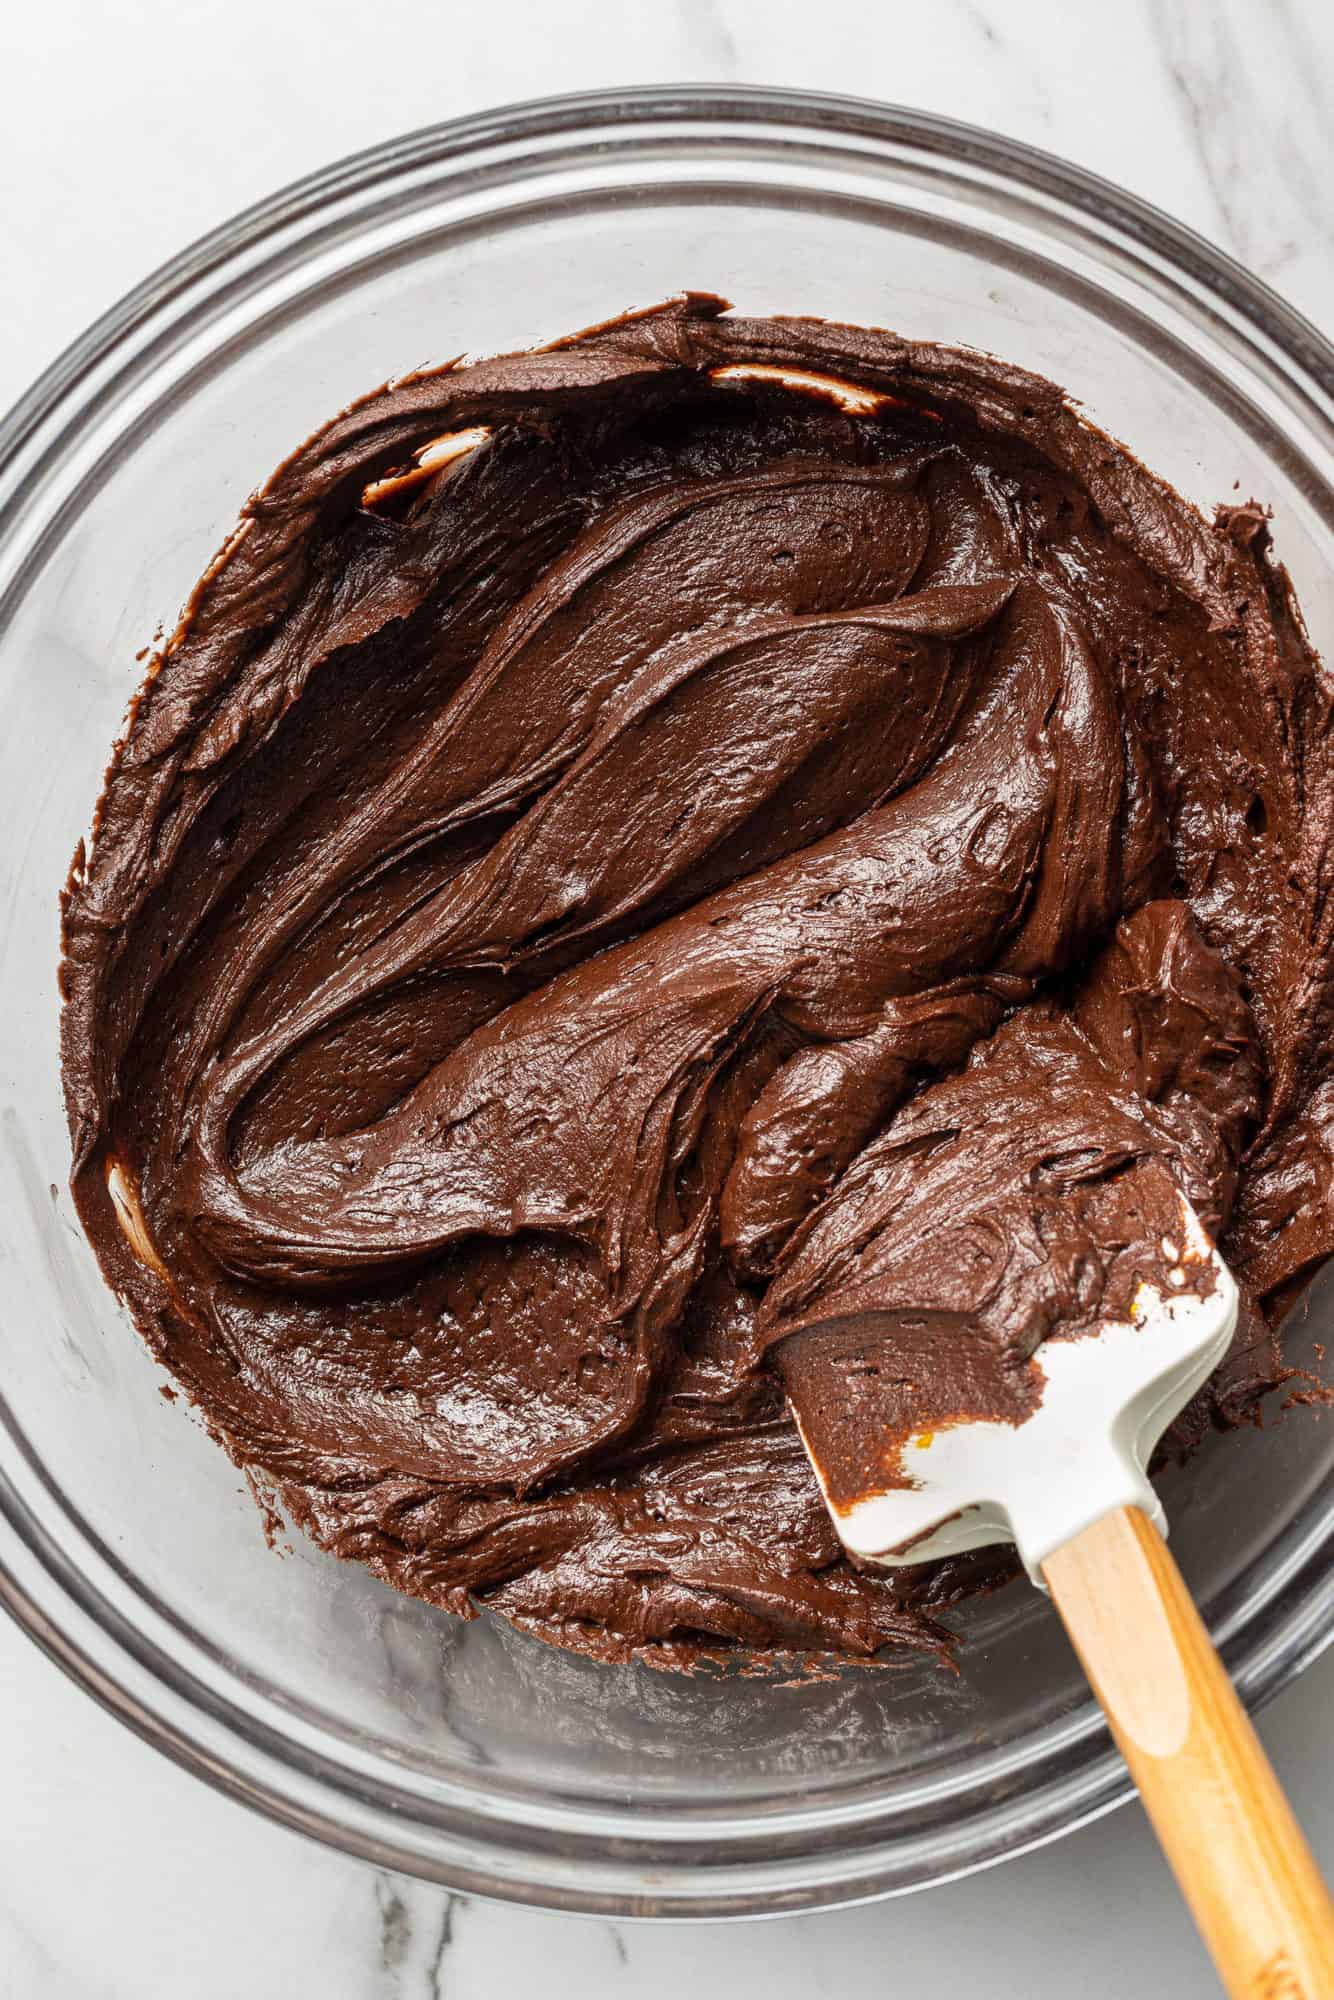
0 85 1331 1919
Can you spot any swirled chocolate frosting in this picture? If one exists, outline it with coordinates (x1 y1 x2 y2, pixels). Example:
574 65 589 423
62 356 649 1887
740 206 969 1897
61 296 1334 1669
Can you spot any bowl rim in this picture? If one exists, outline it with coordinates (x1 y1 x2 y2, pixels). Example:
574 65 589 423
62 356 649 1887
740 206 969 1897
0 82 1331 1918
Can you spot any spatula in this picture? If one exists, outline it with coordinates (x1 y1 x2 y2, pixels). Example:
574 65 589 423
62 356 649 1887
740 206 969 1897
782 1184 1334 1998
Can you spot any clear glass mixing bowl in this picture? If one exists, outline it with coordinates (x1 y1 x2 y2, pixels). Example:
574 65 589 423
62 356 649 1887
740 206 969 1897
0 86 1331 1918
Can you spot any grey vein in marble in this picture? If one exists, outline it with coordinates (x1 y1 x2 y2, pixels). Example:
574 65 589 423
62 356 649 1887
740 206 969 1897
373 1874 466 1998
677 0 739 75
605 1921 629 1967
1151 0 1333 285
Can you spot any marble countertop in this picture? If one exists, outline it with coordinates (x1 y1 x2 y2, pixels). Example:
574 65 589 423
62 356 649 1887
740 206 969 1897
1 3 1331 1994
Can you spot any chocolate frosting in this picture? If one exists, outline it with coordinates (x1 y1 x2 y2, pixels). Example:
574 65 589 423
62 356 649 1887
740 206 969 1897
61 296 1334 1668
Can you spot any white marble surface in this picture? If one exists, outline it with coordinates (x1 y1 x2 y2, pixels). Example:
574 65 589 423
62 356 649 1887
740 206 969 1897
1 2 1331 1994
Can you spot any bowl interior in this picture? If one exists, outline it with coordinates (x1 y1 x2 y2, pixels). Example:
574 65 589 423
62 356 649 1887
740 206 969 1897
0 95 1331 1911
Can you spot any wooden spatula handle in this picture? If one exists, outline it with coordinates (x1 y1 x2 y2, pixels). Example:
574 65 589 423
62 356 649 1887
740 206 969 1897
1043 1506 1334 1998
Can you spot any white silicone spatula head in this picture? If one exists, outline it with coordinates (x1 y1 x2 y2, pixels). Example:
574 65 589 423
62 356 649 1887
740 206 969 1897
791 1187 1238 1583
